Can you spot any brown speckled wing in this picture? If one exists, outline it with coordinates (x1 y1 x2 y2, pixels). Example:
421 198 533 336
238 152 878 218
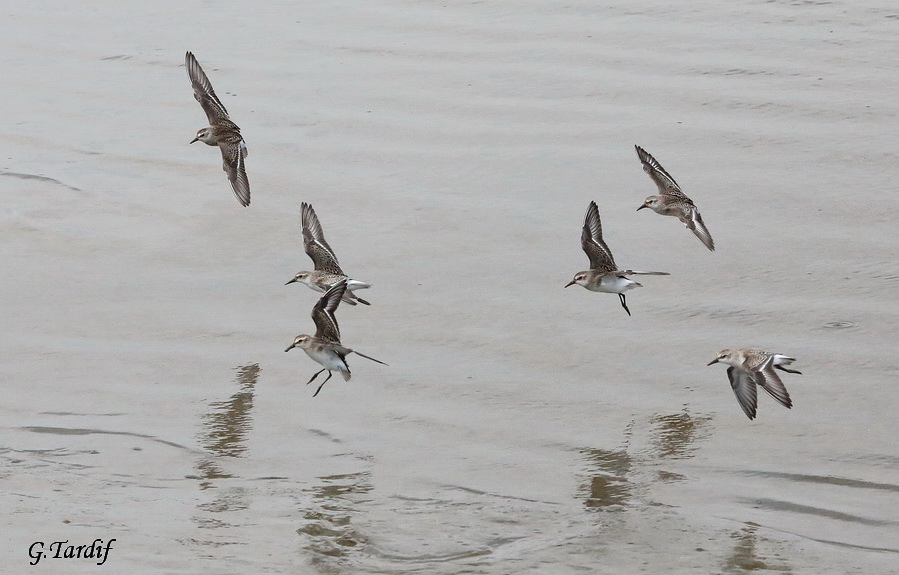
312 281 346 343
580 201 617 271
220 141 250 207
635 145 690 201
186 51 231 124
302 203 343 274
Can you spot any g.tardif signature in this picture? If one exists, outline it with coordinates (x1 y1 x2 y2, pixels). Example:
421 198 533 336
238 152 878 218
29 539 115 566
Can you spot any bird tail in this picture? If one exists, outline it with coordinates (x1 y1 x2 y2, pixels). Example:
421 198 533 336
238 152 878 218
352 349 388 365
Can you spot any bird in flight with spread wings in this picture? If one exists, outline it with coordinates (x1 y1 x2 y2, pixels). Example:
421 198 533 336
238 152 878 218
185 51 250 207
566 201 669 316
635 145 714 251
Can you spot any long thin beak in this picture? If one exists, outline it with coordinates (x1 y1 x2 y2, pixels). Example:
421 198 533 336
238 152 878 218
190 137 199 144
285 278 298 285
706 359 718 366
564 280 576 288
636 205 647 211
285 344 295 352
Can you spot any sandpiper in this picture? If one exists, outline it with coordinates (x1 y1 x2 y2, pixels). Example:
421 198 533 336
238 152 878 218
707 349 801 420
565 201 669 316
635 145 714 251
185 51 250 207
284 281 386 397
285 202 372 306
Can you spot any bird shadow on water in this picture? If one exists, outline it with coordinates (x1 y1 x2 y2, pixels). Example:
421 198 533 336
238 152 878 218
578 408 713 511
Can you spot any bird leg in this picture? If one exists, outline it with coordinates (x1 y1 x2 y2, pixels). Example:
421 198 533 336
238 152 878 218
618 293 632 316
312 371 334 397
775 365 802 375
305 368 326 385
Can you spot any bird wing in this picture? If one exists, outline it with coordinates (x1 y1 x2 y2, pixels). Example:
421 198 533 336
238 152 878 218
635 145 690 201
580 201 617 271
219 141 250 207
753 356 793 409
301 202 343 274
727 366 758 420
682 206 714 251
185 51 231 124
312 281 346 343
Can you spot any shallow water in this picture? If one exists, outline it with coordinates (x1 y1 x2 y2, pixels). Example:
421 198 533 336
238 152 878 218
2 1 898 573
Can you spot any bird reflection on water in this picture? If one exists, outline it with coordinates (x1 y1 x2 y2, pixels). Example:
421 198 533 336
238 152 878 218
579 410 712 510
298 470 373 570
193 362 258 489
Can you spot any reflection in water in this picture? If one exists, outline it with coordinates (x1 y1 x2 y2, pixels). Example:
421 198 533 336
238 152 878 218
722 524 792 573
649 410 712 460
200 363 259 458
297 471 373 573
579 448 633 511
190 363 259 543
193 363 259 487
579 411 712 510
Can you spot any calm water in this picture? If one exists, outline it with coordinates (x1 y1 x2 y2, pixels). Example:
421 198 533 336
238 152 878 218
2 1 898 573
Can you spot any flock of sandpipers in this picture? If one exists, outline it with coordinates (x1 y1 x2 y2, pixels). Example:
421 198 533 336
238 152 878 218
186 51 801 418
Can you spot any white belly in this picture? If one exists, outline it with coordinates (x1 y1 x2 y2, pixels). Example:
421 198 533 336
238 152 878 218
587 275 640 294
304 346 350 377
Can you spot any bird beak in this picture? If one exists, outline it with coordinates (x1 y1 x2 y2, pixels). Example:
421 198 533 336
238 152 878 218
285 344 296 352
285 277 298 285
636 205 647 211
190 137 199 144
564 280 576 288
707 359 719 366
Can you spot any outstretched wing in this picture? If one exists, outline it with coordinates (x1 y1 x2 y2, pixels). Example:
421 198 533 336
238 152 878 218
685 206 714 251
312 281 346 343
753 357 793 410
185 51 230 124
219 141 250 207
580 201 616 271
727 367 759 420
301 202 343 273
635 145 689 201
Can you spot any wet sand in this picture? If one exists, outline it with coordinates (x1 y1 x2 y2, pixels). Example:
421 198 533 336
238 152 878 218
2 1 898 573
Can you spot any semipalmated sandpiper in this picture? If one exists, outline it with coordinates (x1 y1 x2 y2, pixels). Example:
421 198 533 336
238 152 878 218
185 51 250 207
707 349 801 420
635 145 714 251
285 202 372 306
284 281 386 397
565 201 669 316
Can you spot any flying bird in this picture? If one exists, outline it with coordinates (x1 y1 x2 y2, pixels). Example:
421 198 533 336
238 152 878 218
635 145 714 251
285 202 372 305
566 201 669 316
185 51 250 207
707 349 801 420
285 281 386 397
